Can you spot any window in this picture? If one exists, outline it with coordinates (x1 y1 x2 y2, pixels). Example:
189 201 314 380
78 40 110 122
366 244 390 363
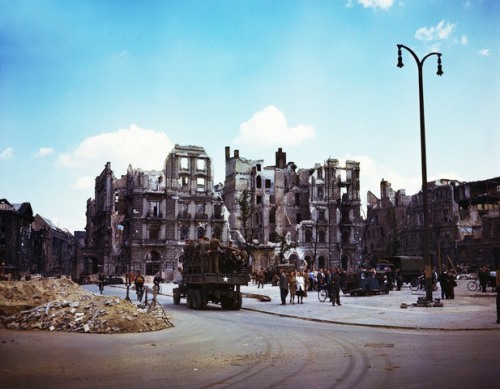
296 213 302 223
256 195 262 204
197 226 205 238
256 175 262 188
269 208 276 224
149 226 159 240
305 229 312 243
319 230 325 243
317 185 323 199
295 193 300 206
319 210 326 221
196 158 206 171
180 225 189 240
265 179 271 189
149 201 160 217
180 176 189 187
196 177 205 192
180 157 189 170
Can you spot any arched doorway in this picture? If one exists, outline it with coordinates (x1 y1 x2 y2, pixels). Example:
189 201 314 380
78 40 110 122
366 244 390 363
318 256 326 269
288 253 299 270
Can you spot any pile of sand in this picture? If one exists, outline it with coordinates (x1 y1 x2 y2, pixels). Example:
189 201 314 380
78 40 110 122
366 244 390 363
0 277 173 333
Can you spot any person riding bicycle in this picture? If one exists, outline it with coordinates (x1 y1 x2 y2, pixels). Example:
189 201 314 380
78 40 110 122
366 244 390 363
153 273 162 293
134 270 145 301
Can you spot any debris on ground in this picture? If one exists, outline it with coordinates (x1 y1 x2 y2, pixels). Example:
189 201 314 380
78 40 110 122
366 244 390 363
0 277 173 333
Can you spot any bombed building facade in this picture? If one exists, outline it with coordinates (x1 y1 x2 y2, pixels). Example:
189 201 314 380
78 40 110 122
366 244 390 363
363 177 500 270
223 147 363 272
82 145 227 280
82 145 364 280
0 198 76 279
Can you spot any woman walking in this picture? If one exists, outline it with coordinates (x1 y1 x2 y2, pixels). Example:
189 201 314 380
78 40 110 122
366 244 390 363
295 271 306 304
289 271 297 304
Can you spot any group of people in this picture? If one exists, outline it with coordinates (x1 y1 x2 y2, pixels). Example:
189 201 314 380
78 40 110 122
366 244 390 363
279 268 343 306
182 237 247 275
437 267 457 299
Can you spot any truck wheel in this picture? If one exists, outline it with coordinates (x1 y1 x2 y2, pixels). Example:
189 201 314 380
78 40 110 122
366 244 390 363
233 291 242 310
220 297 230 310
199 290 208 310
173 288 181 305
187 290 194 309
192 290 202 310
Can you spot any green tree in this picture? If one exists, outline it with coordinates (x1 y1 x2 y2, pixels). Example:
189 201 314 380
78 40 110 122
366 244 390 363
236 189 252 244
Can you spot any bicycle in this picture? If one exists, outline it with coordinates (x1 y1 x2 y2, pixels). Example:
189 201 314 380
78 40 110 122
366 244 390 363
409 276 424 291
317 283 330 302
467 279 479 291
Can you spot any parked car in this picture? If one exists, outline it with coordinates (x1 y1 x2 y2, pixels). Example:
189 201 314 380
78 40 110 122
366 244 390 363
342 270 390 296
104 275 124 285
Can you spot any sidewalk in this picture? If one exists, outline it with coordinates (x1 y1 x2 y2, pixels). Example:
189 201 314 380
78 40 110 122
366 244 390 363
154 279 499 331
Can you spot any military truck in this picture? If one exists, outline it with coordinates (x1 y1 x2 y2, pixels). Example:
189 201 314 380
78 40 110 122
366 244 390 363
172 240 249 310
375 256 424 285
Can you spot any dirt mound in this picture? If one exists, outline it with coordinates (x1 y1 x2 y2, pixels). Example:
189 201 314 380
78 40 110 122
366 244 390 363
0 278 173 333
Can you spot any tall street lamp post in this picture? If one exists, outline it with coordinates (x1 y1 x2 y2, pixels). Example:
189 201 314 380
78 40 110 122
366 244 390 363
396 44 443 302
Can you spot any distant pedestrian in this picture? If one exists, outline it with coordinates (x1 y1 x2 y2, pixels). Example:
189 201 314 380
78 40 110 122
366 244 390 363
329 268 341 306
295 271 306 304
395 268 403 291
289 271 297 304
438 269 450 299
279 269 288 305
257 270 265 289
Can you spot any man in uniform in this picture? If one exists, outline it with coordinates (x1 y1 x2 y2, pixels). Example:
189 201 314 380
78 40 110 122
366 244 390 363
198 236 210 273
208 236 222 273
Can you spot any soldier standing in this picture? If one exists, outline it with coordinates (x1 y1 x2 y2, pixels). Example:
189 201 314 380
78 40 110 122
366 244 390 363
208 236 222 273
198 236 210 273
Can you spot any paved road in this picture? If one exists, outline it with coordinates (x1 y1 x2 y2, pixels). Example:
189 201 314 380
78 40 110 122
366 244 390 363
1 284 499 389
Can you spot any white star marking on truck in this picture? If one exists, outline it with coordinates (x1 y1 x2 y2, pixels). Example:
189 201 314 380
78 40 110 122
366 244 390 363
223 277 229 282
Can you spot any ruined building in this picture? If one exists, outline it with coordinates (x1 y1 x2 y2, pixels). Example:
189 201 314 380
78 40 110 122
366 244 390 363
0 198 76 279
223 147 363 271
363 177 500 270
83 145 227 280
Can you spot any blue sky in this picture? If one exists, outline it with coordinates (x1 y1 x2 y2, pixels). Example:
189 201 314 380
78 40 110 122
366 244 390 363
1 0 499 233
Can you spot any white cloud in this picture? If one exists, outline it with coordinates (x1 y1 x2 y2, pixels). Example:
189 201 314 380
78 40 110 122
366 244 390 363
34 147 54 157
415 20 456 42
70 176 95 190
56 124 175 190
479 48 490 56
234 106 316 147
461 35 468 45
357 0 394 9
0 147 14 159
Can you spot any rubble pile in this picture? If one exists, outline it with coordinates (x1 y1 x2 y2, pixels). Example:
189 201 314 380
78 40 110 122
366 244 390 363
0 278 173 333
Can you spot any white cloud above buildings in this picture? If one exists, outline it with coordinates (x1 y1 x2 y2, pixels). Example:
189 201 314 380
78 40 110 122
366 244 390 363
234 106 316 147
357 0 394 9
56 125 174 191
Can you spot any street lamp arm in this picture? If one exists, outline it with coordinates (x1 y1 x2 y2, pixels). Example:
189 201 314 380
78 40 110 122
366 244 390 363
397 44 443 75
